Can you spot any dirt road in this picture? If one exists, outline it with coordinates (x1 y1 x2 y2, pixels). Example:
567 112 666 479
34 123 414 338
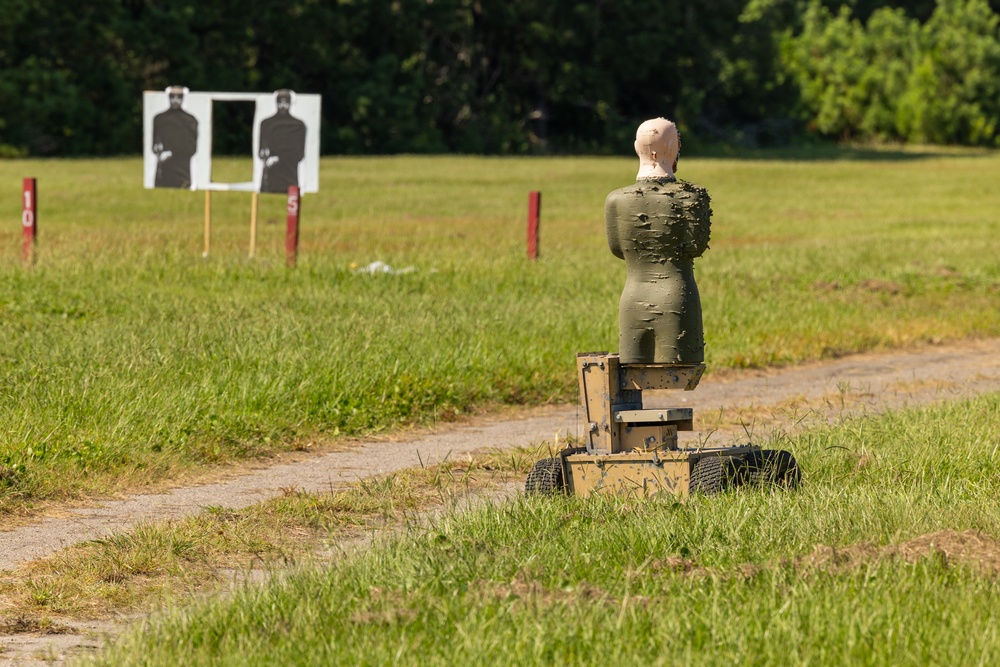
4 338 1000 664
5 338 1000 572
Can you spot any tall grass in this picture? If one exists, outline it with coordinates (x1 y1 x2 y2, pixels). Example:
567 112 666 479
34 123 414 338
2 150 1000 509
90 390 1000 665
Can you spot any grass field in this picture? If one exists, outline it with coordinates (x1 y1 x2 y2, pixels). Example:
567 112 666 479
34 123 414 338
89 390 1000 666
2 149 1000 512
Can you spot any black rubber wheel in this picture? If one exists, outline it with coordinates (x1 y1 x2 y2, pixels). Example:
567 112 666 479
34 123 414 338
525 457 565 495
690 455 742 495
740 449 801 489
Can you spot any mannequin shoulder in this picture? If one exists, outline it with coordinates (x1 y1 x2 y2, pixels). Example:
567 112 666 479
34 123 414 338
604 185 635 205
663 180 709 200
604 186 634 217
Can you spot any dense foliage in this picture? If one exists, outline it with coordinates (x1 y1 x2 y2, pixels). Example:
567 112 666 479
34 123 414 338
783 0 1000 145
1 0 999 156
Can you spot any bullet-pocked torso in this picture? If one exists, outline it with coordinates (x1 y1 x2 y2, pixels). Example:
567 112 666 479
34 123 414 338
605 178 712 364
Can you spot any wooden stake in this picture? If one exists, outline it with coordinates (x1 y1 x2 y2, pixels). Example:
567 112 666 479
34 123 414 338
527 190 541 260
203 190 212 257
22 177 37 266
249 192 259 258
286 186 301 268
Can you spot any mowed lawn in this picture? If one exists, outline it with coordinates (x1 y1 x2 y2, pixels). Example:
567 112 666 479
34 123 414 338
2 149 1000 511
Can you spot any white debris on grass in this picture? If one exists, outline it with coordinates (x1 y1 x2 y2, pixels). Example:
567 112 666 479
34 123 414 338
352 261 417 276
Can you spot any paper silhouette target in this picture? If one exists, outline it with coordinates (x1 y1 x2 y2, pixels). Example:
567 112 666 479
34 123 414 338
143 88 320 194
143 87 211 190
253 90 320 194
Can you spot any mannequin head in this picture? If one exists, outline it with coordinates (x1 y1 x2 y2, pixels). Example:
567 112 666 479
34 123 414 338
634 117 680 180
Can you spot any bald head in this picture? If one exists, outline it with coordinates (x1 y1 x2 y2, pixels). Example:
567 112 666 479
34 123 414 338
634 117 680 180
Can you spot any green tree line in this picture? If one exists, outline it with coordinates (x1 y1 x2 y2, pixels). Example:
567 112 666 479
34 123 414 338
1 0 999 156
784 0 1000 144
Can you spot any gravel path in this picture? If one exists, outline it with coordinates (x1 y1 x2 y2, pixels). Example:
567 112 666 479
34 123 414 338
4 338 1000 664
3 338 1000 574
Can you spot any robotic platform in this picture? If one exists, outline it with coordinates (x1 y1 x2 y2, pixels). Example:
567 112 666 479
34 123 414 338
525 117 799 497
525 352 799 497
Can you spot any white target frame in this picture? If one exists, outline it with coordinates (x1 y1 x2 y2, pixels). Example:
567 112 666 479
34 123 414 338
143 90 321 194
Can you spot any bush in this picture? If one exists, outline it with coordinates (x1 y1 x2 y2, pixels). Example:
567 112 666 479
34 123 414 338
784 0 1000 146
897 0 1000 145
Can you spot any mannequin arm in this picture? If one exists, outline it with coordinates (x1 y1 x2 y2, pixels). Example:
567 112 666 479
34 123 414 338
605 193 624 260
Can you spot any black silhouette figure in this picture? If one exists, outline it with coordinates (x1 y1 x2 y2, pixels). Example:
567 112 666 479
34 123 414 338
152 86 198 189
258 90 307 193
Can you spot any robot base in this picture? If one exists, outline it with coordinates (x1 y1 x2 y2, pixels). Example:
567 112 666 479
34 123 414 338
527 446 800 498
525 353 800 498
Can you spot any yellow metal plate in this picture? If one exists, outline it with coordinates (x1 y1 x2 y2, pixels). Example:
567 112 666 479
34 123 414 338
565 452 691 498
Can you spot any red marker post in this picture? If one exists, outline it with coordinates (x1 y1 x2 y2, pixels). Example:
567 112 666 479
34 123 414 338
286 185 301 267
527 190 541 260
22 178 37 266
